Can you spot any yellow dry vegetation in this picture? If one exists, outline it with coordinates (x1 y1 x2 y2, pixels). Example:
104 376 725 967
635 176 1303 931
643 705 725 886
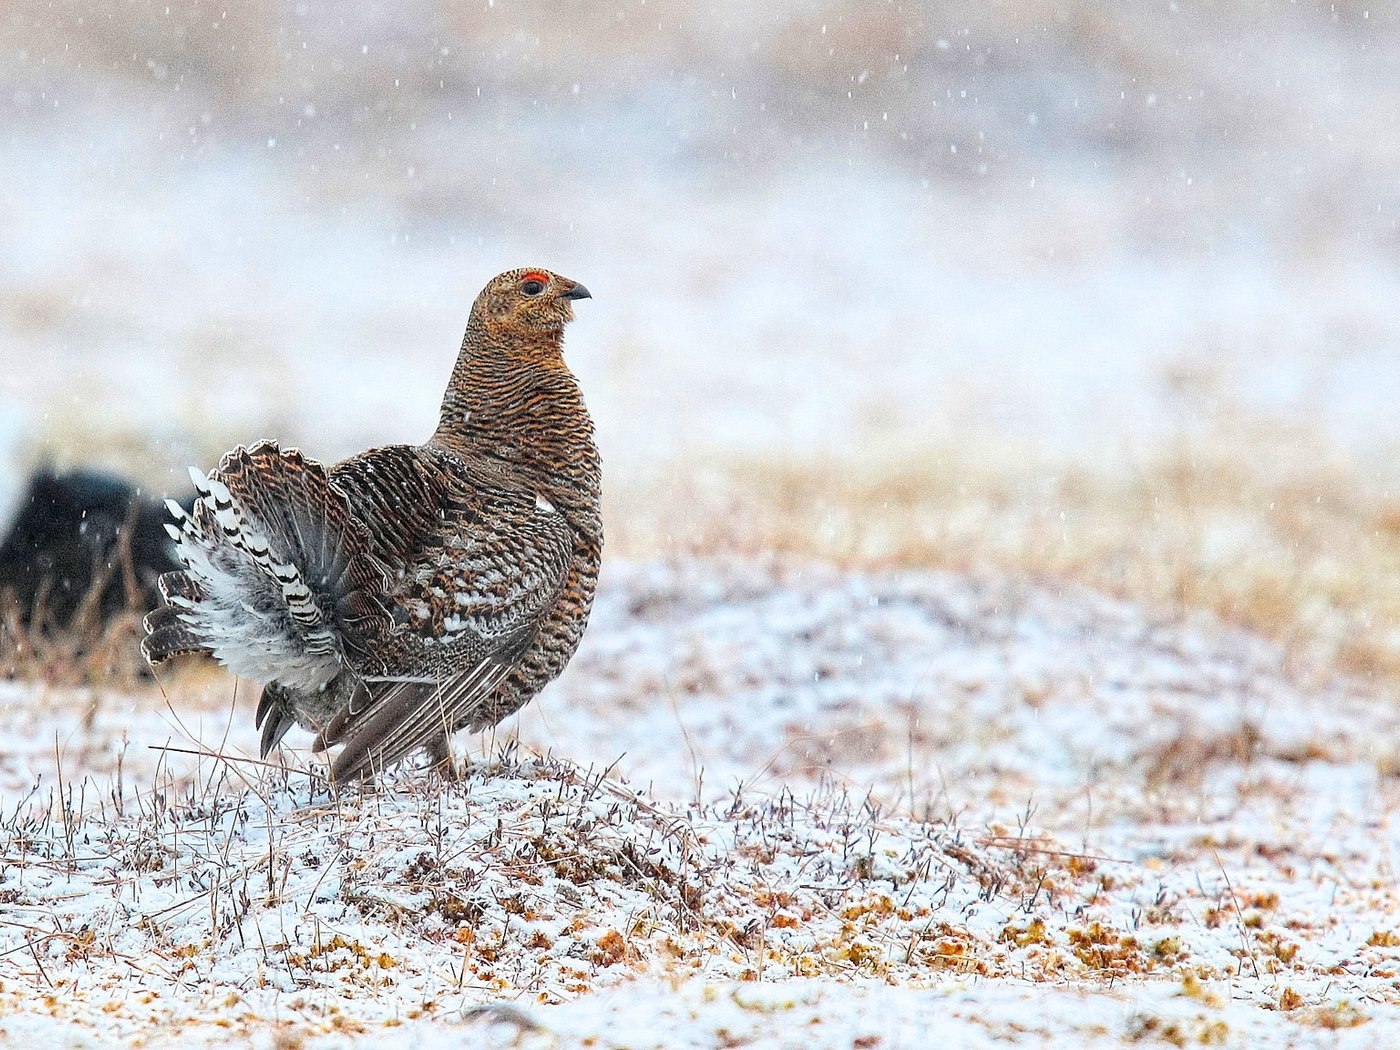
610 425 1400 698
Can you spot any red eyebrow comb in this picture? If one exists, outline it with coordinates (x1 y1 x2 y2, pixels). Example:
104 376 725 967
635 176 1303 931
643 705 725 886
521 271 549 285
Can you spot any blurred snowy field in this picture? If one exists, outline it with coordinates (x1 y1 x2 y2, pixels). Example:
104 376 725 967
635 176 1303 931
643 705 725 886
4 1 1400 1046
3 0 1400 499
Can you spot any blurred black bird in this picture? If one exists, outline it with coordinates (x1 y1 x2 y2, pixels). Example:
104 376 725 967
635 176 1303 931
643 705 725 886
0 467 188 632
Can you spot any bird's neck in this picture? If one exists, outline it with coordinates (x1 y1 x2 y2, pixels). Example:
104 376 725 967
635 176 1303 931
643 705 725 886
433 326 602 538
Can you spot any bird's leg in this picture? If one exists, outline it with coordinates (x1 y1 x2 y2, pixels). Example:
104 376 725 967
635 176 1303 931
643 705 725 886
426 734 462 780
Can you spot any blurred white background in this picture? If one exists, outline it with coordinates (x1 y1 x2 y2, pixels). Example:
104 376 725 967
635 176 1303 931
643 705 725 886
2 0 1399 506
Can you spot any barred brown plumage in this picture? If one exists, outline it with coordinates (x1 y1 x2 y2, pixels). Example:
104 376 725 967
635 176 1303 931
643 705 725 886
141 268 603 784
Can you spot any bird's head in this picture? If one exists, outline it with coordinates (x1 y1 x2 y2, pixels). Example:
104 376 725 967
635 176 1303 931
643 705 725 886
471 268 592 338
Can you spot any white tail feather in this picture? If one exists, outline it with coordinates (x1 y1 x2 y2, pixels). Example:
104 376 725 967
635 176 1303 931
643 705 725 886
170 472 341 690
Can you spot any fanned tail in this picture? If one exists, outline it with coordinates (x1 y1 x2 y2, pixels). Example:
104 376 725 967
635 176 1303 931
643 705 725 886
141 568 212 663
141 600 207 663
141 442 381 694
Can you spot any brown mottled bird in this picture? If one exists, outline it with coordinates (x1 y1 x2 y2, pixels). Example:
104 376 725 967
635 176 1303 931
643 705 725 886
141 269 602 783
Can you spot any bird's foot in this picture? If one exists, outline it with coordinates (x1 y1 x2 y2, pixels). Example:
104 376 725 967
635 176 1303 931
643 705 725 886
426 736 463 782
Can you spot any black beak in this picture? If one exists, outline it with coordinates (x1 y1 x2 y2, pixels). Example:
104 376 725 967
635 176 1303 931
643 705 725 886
561 281 592 301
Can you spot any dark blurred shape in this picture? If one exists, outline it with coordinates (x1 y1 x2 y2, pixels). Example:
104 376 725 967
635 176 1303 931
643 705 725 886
0 468 187 632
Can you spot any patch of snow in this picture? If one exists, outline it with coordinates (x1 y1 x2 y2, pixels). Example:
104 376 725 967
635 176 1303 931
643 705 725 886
1 559 1399 1044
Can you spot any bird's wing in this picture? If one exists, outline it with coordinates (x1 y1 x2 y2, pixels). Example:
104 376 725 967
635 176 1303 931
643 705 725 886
318 443 574 782
317 659 518 782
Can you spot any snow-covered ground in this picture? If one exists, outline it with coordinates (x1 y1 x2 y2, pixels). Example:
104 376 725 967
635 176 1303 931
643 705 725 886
4 558 1400 1046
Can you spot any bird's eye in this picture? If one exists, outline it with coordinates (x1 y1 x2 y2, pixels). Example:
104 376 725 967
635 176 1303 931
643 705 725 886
521 276 547 296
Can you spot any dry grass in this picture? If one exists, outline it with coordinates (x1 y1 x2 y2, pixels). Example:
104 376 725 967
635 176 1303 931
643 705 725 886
0 599 147 687
0 748 1061 1023
608 423 1400 698
0 517 155 687
14 411 1398 700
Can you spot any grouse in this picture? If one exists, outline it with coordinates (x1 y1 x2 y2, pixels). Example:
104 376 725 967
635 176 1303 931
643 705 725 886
142 268 602 783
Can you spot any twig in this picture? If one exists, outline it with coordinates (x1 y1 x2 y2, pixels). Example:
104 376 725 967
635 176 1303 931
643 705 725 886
147 744 326 782
1213 848 1261 980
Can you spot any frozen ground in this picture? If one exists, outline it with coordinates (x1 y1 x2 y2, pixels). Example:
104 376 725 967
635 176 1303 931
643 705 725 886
4 558 1400 1046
